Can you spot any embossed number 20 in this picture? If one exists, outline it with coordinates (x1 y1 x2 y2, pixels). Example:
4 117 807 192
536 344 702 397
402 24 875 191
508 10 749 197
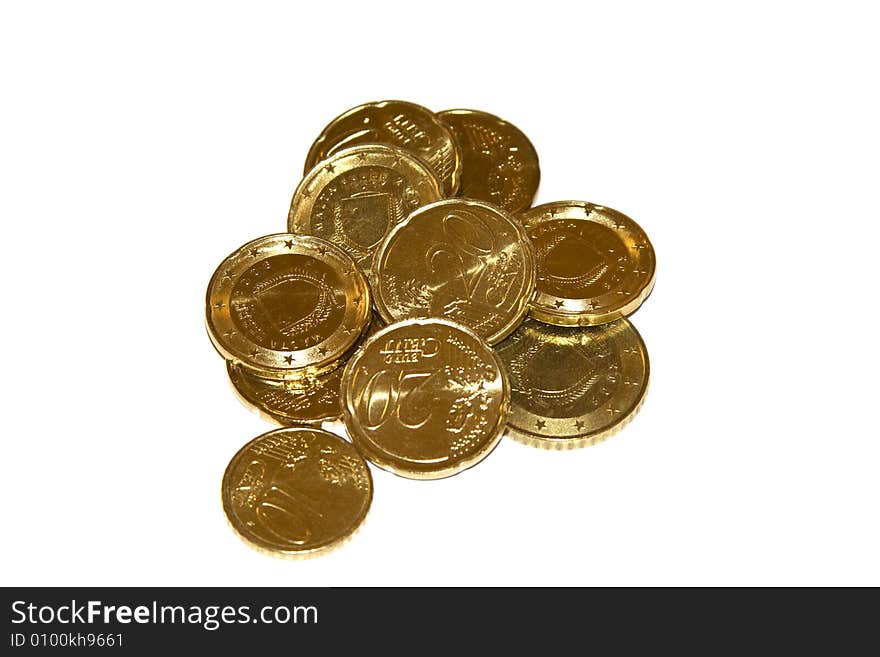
426 211 510 308
357 370 432 430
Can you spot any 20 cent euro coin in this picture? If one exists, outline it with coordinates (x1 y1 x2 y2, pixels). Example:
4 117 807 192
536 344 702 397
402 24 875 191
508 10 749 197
341 318 509 479
371 199 536 345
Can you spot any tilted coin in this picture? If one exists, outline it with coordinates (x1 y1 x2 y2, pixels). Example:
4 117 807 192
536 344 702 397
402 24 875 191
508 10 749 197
371 199 537 345
520 201 656 326
288 144 443 274
437 109 540 214
227 313 386 425
303 100 461 195
222 427 373 557
341 318 509 480
495 317 649 449
228 362 345 426
206 234 371 380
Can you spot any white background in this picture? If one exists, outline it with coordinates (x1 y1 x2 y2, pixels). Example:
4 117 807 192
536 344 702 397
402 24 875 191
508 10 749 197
1 1 878 586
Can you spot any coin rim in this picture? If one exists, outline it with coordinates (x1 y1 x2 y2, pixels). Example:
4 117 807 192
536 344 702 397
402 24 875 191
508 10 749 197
221 426 374 558
288 143 444 273
370 198 538 345
436 108 541 214
303 99 462 195
340 317 510 480
521 201 656 326
205 233 371 379
226 360 343 426
502 317 650 449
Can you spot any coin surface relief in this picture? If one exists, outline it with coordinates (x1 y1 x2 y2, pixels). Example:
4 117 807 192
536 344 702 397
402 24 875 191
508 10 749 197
371 198 536 345
227 313 385 425
495 317 649 449
222 427 373 557
437 108 540 214
304 100 461 195
288 144 443 275
341 318 509 479
520 201 655 326
206 234 371 379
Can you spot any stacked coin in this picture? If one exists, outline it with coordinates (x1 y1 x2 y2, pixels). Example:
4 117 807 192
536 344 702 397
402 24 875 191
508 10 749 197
205 100 656 557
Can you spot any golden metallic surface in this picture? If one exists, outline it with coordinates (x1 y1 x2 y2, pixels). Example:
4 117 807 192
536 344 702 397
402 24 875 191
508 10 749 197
227 313 386 426
206 234 371 380
520 201 655 326
495 317 648 449
288 144 443 275
222 427 372 557
437 109 540 214
304 100 461 195
371 199 537 345
228 362 345 426
341 318 509 480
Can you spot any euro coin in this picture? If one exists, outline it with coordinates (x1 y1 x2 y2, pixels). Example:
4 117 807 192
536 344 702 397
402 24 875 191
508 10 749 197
371 199 536 345
222 427 372 557
495 317 648 449
341 318 509 479
227 313 386 425
288 144 443 274
206 234 371 380
520 201 655 326
303 100 461 195
227 362 344 426
437 109 539 214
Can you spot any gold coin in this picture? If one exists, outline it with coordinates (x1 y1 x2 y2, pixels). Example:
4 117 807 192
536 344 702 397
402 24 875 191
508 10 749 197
227 362 345 426
288 144 443 274
227 313 386 425
495 317 649 449
303 100 461 195
206 234 371 380
371 199 536 345
222 426 372 557
341 318 509 479
437 109 540 214
520 201 656 326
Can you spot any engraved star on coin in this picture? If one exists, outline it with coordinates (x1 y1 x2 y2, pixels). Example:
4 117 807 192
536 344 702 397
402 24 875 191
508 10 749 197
324 163 335 174
284 354 295 365
283 239 294 249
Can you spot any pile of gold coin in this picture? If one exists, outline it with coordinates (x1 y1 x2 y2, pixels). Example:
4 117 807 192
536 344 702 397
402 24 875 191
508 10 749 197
205 100 656 557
